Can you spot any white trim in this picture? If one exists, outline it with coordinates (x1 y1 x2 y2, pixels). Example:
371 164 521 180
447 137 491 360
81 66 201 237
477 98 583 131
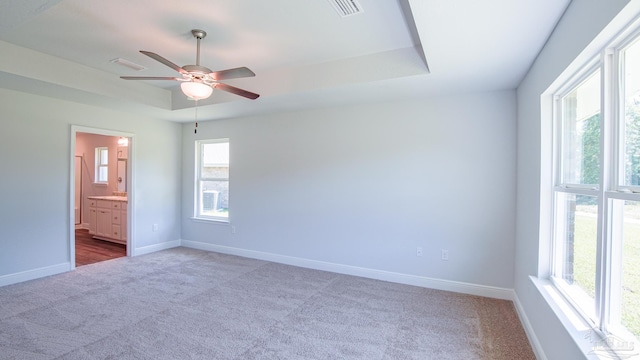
0 238 181 287
189 217 230 224
513 292 548 360
0 262 70 287
133 240 181 256
528 276 623 359
180 240 514 300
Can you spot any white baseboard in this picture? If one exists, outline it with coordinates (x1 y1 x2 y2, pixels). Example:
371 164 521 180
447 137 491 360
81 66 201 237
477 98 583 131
0 240 182 287
513 293 547 360
0 262 71 287
180 240 514 300
133 240 181 256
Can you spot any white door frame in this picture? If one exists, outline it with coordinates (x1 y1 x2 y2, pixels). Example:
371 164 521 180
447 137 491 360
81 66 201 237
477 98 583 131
69 125 136 269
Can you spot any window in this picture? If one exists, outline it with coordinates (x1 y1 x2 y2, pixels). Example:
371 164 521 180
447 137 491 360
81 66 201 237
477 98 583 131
549 32 640 345
195 139 229 221
95 147 108 184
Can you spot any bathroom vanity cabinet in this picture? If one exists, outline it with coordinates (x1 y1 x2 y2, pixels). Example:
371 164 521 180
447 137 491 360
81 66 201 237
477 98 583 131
88 196 127 244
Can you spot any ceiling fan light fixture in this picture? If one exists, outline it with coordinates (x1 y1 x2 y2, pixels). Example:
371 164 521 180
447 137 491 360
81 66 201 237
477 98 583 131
181 81 213 100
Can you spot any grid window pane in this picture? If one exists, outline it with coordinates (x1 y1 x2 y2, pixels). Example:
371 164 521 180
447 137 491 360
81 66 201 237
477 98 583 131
98 167 108 182
618 200 640 338
554 193 598 311
202 142 229 169
199 180 229 218
561 71 601 185
100 149 108 165
623 39 640 186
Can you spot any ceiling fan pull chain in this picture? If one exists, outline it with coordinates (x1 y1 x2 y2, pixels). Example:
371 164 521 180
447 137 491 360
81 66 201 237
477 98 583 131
194 100 199 134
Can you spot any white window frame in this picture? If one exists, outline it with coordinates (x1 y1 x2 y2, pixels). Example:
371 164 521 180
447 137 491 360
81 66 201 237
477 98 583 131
550 61 602 326
194 138 230 222
95 147 108 184
545 16 640 355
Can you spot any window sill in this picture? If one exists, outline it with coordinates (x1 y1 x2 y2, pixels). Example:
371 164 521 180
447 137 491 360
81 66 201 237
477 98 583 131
530 276 638 359
190 217 229 225
94 182 108 186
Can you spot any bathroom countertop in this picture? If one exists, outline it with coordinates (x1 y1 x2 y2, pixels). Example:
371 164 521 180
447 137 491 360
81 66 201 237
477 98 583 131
87 196 128 202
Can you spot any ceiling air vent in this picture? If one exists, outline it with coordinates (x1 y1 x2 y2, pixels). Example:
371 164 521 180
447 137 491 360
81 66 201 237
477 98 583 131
110 58 146 71
327 0 364 17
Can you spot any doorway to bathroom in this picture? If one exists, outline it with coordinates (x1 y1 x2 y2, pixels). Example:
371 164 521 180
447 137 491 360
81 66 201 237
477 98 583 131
70 126 134 268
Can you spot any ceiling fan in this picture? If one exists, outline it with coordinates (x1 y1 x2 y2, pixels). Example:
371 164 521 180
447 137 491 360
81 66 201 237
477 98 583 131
121 29 259 101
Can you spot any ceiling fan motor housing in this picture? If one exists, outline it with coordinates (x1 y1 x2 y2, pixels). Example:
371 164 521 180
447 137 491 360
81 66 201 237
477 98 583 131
182 65 213 78
191 29 206 39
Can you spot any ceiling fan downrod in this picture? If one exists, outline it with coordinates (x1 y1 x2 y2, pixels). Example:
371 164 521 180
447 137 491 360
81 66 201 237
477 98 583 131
191 29 206 66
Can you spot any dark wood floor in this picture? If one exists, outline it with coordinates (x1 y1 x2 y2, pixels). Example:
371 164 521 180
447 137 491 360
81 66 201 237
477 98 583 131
75 228 126 266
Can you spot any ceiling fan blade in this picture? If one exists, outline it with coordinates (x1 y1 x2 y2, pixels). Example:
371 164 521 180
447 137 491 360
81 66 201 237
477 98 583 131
215 83 260 100
140 51 188 75
120 76 181 81
209 67 256 81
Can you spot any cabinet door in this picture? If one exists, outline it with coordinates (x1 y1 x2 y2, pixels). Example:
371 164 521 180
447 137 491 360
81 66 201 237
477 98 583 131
89 208 97 234
96 209 112 237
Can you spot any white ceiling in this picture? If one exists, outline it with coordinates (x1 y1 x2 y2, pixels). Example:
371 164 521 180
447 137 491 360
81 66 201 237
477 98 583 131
0 0 570 122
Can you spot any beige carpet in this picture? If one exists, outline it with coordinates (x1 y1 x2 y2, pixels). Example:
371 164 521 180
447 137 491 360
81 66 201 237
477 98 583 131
0 248 535 359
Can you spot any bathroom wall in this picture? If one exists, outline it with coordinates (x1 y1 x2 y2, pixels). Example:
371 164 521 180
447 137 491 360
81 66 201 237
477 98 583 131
75 132 121 228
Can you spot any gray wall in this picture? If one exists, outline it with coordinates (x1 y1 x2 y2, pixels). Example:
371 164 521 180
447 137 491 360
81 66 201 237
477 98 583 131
0 88 182 281
182 90 517 289
515 0 630 359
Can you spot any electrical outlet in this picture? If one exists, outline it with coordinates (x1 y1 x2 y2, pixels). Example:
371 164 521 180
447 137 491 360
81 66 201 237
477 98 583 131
416 247 423 257
152 224 158 232
441 249 449 261
231 225 236 234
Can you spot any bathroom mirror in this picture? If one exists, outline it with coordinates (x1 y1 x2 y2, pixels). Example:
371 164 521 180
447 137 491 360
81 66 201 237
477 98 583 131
117 159 127 192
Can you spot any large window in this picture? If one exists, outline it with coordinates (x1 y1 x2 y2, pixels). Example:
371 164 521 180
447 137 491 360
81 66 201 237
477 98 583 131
195 139 229 221
550 33 640 346
95 147 108 184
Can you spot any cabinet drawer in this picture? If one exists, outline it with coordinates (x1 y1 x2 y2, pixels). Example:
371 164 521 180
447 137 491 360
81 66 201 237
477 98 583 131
88 199 97 207
111 202 122 210
112 225 122 240
111 210 121 224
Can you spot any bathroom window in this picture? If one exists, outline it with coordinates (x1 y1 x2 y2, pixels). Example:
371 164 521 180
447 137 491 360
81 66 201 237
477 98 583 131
95 147 108 184
195 139 229 221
